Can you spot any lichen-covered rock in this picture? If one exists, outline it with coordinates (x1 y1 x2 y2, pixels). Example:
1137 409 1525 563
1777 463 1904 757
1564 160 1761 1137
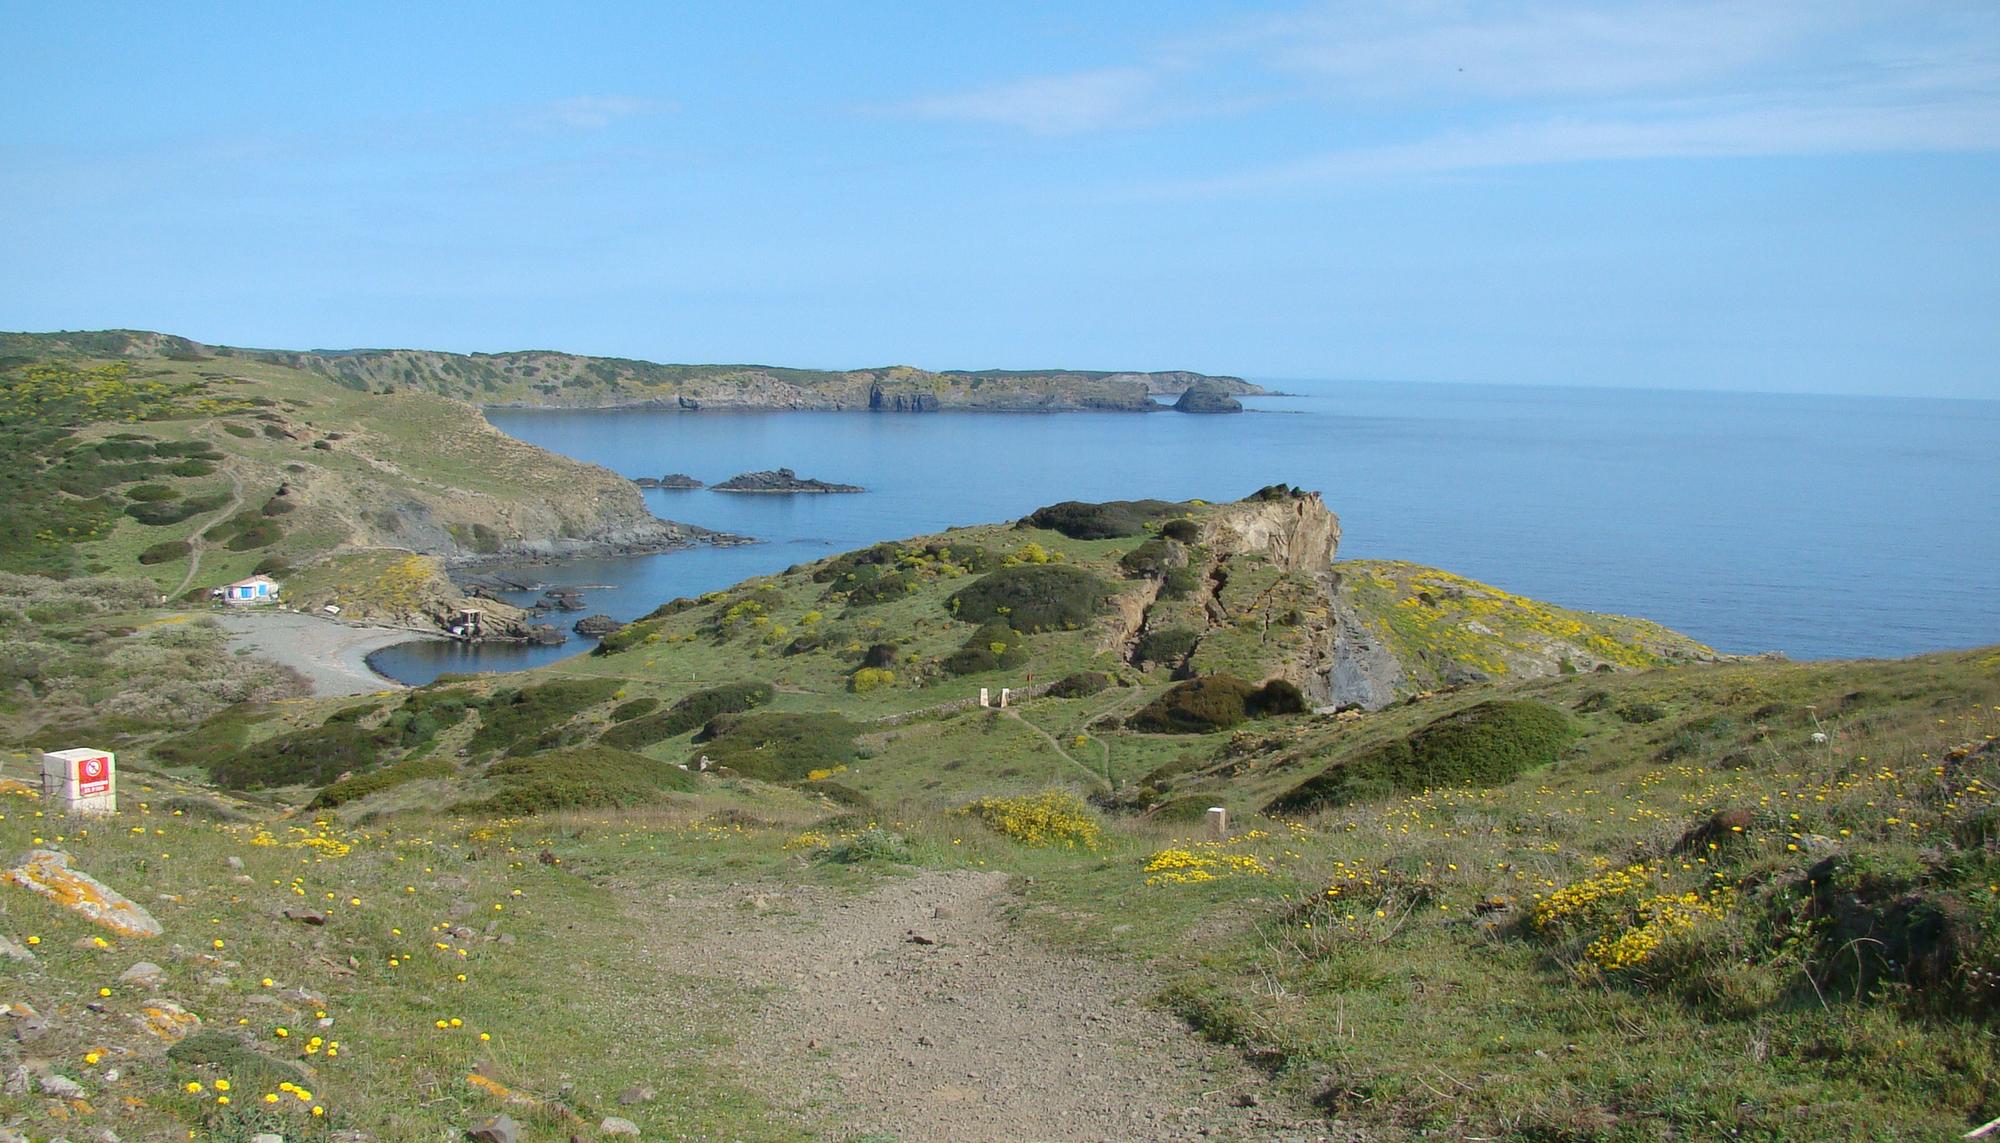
134 999 201 1042
3 849 163 938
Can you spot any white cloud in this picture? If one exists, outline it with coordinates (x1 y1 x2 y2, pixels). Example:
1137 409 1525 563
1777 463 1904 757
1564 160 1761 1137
523 95 671 131
900 67 1162 136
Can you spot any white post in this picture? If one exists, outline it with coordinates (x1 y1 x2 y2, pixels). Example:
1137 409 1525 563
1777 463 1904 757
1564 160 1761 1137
999 688 1010 708
42 749 117 816
978 688 989 708
1205 806 1229 839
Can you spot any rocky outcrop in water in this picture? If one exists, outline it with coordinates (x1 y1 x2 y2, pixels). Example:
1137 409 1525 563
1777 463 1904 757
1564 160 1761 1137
713 468 864 494
1172 379 1244 414
634 473 704 489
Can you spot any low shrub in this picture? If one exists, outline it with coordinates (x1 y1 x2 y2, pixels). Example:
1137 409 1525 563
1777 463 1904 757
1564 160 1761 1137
947 564 1112 632
1134 627 1200 666
1020 499 1182 540
222 423 256 438
959 789 1102 848
850 666 895 693
611 697 660 721
1128 674 1256 733
1119 537 1184 579
208 721 399 789
124 483 177 502
1161 564 1202 599
308 754 454 809
600 681 775 749
137 539 192 565
1160 518 1201 543
693 711 860 783
1046 671 1112 699
1246 678 1308 717
466 677 623 756
822 827 912 864
940 621 1029 676
1267 699 1576 813
841 569 915 606
460 746 696 816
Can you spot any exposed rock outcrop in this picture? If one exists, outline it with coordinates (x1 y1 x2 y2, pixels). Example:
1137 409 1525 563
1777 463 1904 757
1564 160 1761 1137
634 473 704 489
713 468 864 494
869 383 941 412
1172 379 1244 414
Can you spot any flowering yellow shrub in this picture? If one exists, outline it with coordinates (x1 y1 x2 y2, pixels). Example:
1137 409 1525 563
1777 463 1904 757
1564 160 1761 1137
1143 830 1274 886
1533 862 1734 973
959 790 1101 848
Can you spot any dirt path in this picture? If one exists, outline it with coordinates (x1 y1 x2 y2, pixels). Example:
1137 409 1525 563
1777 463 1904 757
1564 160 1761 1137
169 456 246 599
634 869 1339 1142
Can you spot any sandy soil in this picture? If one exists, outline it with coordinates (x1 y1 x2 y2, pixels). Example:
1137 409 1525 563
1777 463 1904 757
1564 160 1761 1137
637 868 1348 1142
212 610 436 697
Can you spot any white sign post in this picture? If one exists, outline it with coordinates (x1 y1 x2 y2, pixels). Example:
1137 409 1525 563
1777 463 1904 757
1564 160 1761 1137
42 748 116 816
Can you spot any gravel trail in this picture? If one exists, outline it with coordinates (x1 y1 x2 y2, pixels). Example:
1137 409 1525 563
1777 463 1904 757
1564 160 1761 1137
637 868 1344 1142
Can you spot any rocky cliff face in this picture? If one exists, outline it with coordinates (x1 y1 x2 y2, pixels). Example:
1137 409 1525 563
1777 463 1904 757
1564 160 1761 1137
1198 492 1342 577
1172 379 1244 414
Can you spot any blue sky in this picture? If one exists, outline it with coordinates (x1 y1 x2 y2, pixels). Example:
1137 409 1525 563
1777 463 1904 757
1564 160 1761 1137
3 2 1997 396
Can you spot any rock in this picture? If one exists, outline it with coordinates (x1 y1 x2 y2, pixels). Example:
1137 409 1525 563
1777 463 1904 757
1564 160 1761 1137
598 1117 641 1137
118 961 165 988
932 905 957 920
132 999 201 1042
251 1134 285 1143
635 473 703 489
524 624 568 646
868 383 941 413
712 468 864 494
226 856 245 870
617 1085 656 1105
1171 379 1243 414
0 935 34 962
4 850 162 938
573 614 622 638
906 929 939 946
282 909 327 926
39 1072 85 1098
467 1114 519 1143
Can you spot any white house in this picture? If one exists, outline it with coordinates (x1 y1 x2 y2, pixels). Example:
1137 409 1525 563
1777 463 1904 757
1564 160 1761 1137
216 575 281 605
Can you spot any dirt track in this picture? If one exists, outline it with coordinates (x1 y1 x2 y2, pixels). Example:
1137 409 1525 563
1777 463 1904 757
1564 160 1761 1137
636 868 1345 1142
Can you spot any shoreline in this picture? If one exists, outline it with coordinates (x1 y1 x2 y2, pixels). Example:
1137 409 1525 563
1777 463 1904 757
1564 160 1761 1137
212 611 441 697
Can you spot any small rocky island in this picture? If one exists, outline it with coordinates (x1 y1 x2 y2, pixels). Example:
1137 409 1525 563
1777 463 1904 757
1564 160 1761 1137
712 467 864 493
634 473 704 489
1172 378 1244 414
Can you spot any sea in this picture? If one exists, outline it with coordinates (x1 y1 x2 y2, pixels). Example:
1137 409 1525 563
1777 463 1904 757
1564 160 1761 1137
367 379 2000 686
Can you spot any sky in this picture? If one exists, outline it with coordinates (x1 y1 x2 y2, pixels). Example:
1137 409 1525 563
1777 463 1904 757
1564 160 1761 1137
3 2 1997 397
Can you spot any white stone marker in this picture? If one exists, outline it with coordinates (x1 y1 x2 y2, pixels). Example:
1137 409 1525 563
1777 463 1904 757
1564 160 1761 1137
42 748 117 816
978 688 990 707
1206 806 1229 839
999 688 1011 708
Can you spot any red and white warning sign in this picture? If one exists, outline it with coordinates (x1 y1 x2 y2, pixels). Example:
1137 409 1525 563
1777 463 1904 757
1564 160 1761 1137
41 747 117 814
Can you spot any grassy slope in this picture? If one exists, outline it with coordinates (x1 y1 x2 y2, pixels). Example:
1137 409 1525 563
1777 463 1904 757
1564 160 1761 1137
11 499 2000 1139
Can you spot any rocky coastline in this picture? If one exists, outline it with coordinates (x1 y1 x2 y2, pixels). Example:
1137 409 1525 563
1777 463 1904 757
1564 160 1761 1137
712 468 864 494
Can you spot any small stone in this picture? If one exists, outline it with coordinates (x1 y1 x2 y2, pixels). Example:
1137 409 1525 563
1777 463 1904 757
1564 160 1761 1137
906 929 938 946
14 1016 49 1042
119 961 165 988
39 1072 86 1098
226 856 245 870
932 905 957 920
617 1086 655 1106
251 1134 284 1143
232 875 255 884
0 936 34 962
467 1114 519 1143
282 909 327 926
1232 1091 1261 1108
598 1118 640 1137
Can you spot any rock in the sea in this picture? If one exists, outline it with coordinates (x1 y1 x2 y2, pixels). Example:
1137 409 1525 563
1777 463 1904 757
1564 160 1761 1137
634 472 703 489
712 468 863 494
4 850 162 938
524 624 567 646
1172 379 1243 414
573 614 623 637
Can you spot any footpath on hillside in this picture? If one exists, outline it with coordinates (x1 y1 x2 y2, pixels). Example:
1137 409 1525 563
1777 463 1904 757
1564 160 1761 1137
628 868 1348 1142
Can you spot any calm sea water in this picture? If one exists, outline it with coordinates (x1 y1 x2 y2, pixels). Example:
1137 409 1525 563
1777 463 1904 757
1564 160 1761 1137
369 380 2000 685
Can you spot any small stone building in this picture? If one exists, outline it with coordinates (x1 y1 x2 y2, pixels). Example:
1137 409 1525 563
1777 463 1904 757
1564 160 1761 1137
217 575 281 605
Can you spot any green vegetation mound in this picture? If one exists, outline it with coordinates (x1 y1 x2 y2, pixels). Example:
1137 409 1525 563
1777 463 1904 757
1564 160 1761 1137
466 678 622 756
600 681 775 750
1126 673 1308 733
941 621 1030 676
694 711 860 782
1019 499 1183 540
1269 699 1574 813
462 746 696 816
1046 671 1113 699
947 565 1112 633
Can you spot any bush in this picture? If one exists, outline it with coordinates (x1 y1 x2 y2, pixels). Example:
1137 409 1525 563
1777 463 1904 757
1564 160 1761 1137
941 621 1030 676
460 746 696 815
959 789 1102 848
1020 499 1181 540
947 565 1112 633
308 754 453 809
859 642 898 669
1127 674 1256 733
224 521 282 550
222 423 256 438
1160 518 1200 543
466 677 623 755
611 697 660 721
1161 564 1202 599
850 666 894 693
208 721 399 789
124 483 177 502
1134 627 1200 666
841 569 915 606
137 539 192 565
1046 671 1112 699
694 711 860 783
168 459 217 477
822 827 912 864
1247 678 1308 717
1267 699 1576 813
601 682 774 750
1119 537 1184 579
